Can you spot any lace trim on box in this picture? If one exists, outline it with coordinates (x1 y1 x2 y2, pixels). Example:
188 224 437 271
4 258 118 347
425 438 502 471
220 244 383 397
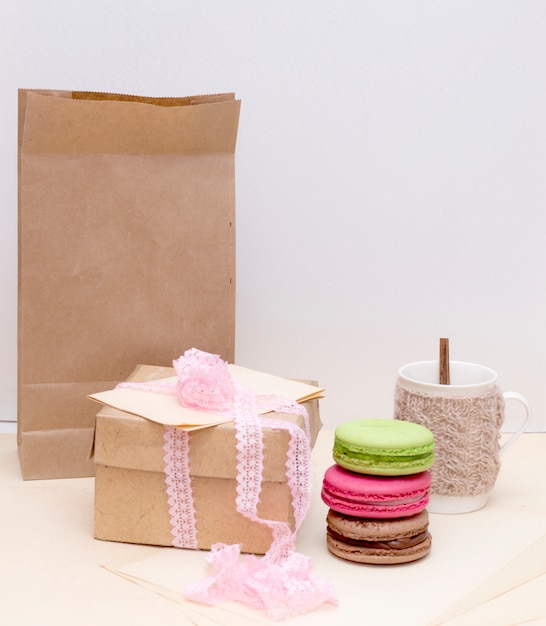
163 426 198 549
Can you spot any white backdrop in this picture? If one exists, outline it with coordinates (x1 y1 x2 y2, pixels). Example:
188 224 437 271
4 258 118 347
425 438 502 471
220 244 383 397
1 1 545 431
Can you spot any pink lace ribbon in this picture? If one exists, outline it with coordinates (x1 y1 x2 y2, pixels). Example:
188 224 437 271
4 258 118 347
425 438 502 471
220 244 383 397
163 426 198 549
116 348 336 619
186 543 337 621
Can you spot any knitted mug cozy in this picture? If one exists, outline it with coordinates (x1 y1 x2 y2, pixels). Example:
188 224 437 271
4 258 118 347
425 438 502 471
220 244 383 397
394 381 505 497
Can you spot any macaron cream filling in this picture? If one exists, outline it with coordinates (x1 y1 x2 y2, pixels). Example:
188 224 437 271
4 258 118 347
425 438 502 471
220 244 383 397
326 527 430 550
324 489 426 506
333 441 434 466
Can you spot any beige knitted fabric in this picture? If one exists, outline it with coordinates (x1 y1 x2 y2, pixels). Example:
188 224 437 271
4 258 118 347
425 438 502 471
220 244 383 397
394 381 505 497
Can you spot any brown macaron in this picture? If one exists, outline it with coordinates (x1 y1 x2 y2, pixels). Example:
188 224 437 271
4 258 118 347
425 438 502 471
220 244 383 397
326 509 431 565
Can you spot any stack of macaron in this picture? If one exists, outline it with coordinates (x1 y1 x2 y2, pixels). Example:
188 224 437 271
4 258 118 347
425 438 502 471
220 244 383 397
321 418 435 565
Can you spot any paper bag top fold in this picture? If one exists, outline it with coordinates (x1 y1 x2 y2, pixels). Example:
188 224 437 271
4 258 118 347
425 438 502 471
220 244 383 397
19 90 240 155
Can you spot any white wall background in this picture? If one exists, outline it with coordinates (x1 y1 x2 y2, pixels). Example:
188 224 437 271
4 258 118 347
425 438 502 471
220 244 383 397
1 1 545 432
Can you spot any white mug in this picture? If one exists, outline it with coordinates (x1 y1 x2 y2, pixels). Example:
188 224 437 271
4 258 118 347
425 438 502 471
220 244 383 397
394 361 531 514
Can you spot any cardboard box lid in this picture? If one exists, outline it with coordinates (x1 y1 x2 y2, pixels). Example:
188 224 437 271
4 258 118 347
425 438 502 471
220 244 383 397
94 365 322 482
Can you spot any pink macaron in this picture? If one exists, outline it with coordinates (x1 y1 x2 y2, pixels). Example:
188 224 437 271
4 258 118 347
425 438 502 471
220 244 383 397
321 464 431 519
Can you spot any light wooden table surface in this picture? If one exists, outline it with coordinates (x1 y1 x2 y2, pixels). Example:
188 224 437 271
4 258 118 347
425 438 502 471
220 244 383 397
1 431 545 625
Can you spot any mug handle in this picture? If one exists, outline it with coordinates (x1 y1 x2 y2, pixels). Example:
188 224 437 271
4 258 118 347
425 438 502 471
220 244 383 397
500 391 532 456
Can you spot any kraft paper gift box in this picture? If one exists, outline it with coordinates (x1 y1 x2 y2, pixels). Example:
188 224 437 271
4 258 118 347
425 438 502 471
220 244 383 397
92 364 323 555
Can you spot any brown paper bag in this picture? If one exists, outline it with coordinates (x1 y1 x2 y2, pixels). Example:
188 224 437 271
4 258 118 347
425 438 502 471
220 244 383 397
17 89 240 479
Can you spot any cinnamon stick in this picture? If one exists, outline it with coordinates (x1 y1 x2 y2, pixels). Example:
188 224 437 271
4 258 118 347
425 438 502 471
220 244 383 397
439 338 450 385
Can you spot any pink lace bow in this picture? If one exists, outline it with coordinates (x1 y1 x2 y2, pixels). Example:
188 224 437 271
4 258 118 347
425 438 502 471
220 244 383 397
116 348 336 620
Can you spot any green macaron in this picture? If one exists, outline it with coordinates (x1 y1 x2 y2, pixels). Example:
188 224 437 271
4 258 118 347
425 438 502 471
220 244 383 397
333 418 434 476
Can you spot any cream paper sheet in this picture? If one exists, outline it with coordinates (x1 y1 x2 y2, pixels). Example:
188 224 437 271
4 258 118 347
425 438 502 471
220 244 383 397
102 533 546 626
89 364 324 430
429 533 546 625
100 428 546 626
